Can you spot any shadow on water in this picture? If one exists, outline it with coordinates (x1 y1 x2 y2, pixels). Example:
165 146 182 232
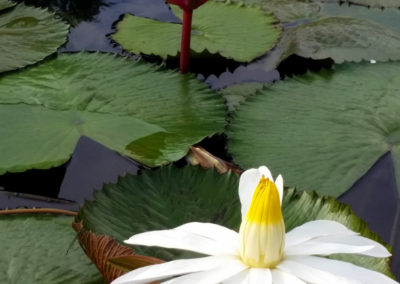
339 152 400 277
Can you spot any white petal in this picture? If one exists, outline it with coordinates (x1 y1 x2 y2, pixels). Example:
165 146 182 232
286 234 391 257
161 257 248 284
257 166 273 181
112 256 227 284
239 168 263 218
239 166 276 218
316 234 391 257
246 268 272 284
125 222 239 256
221 268 273 284
274 174 283 204
277 257 354 284
285 255 398 284
285 240 374 256
271 269 306 284
285 220 357 248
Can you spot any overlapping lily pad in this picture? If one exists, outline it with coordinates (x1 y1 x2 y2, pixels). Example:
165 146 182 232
112 1 281 62
0 52 225 173
0 1 69 73
215 0 400 69
317 0 400 8
213 0 323 24
0 0 15 10
276 17 400 64
77 165 394 277
228 62 400 197
0 214 103 283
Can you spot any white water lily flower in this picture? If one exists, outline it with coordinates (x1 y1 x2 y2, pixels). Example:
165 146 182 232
112 166 398 284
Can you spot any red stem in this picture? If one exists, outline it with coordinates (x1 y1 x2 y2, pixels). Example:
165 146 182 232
180 9 193 73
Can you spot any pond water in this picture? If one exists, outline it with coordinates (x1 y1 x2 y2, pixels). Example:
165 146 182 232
1 0 399 279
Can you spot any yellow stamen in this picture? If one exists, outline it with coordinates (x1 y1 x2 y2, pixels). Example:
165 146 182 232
239 176 285 268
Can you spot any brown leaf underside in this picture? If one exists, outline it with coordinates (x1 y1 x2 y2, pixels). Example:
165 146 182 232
73 222 164 283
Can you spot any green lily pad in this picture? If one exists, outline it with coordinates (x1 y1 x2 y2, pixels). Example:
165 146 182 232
0 0 16 10
228 62 400 197
215 0 400 68
213 0 323 24
112 1 281 62
318 0 400 8
0 52 225 173
0 214 103 283
280 17 400 63
0 2 69 73
219 82 264 112
77 165 394 277
322 2 400 35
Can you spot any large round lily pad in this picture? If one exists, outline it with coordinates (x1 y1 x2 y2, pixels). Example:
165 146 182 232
227 62 400 197
0 214 103 283
0 2 69 73
112 1 281 62
77 165 393 277
0 52 225 173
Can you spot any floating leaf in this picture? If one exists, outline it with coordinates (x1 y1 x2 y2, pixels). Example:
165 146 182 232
108 255 164 272
0 214 103 283
280 17 400 63
0 104 162 174
0 52 225 173
77 165 394 276
73 222 136 283
219 82 264 112
213 0 400 68
321 2 400 35
112 1 281 62
0 0 15 10
213 0 323 24
318 0 400 8
0 3 69 72
228 62 400 197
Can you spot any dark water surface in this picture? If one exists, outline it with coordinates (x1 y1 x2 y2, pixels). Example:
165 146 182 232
1 0 399 279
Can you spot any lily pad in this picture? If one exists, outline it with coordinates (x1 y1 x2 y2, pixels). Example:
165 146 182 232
280 17 400 63
215 0 400 69
0 0 16 10
317 0 400 8
0 2 69 73
219 82 264 112
0 214 103 283
213 0 323 24
227 62 400 197
77 165 394 277
112 1 281 62
0 52 225 173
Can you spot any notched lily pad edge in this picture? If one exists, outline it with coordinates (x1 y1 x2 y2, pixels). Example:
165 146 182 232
111 1 282 63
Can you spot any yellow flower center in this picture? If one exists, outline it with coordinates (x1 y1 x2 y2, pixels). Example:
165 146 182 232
239 176 285 268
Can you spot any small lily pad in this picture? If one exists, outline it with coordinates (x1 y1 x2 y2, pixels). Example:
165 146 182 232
0 214 103 283
112 1 281 62
0 52 225 173
0 2 69 72
227 62 400 197
77 165 394 277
